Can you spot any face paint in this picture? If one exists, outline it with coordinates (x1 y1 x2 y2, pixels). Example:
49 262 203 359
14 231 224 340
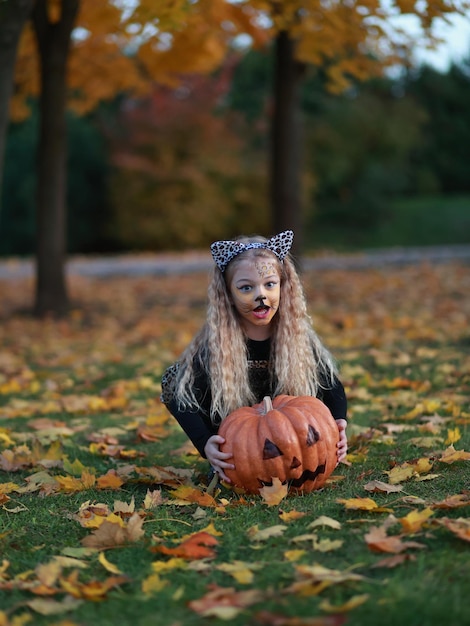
255 261 277 279
228 258 281 340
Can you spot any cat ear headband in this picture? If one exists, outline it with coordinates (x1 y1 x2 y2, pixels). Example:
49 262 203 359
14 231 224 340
210 230 294 272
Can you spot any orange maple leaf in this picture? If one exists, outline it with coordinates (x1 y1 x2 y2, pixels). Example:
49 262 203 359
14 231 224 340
365 526 425 553
153 531 218 560
96 471 124 490
188 584 263 618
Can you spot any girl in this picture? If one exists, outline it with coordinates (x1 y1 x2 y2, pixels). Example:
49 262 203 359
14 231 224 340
161 230 347 483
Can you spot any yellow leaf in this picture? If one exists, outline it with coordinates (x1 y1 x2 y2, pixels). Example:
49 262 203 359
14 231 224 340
196 521 223 537
319 594 369 612
399 508 434 533
386 465 415 484
283 549 306 562
216 561 261 585
313 538 344 552
151 558 187 573
278 509 306 522
0 482 20 495
170 485 217 507
142 573 168 594
259 477 288 506
337 497 380 511
98 552 123 575
440 445 470 464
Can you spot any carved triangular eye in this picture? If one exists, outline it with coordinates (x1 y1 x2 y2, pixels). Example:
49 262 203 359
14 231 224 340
290 456 301 469
306 425 320 446
263 438 284 459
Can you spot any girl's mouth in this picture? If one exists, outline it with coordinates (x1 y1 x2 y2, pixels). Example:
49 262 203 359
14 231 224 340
253 305 270 318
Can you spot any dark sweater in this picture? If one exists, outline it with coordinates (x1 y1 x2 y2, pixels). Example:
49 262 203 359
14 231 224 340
161 338 347 457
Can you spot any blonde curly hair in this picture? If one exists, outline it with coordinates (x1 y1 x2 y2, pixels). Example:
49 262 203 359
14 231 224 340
172 235 337 423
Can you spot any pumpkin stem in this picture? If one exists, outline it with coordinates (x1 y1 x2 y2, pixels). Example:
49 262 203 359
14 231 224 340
262 396 273 414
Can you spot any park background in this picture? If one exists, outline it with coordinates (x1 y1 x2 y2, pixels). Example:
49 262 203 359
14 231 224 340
1 4 470 268
1 4 470 626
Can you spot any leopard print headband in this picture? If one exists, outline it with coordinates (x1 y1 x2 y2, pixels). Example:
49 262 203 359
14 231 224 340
210 230 294 272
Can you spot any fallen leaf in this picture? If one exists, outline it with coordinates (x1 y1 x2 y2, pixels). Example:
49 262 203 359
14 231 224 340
141 573 168 594
259 477 288 506
308 516 342 530
247 525 288 542
319 594 369 612
216 560 262 585
432 493 470 509
169 485 217 507
254 610 347 625
153 531 218 560
81 513 144 549
337 497 391 512
278 509 307 523
143 489 163 509
26 596 82 615
59 570 128 600
438 517 470 542
98 552 123 575
398 508 434 533
371 554 417 568
188 584 263 619
365 525 426 553
439 445 470 464
363 480 403 494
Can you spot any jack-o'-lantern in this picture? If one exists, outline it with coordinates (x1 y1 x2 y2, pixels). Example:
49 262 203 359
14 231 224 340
218 395 339 494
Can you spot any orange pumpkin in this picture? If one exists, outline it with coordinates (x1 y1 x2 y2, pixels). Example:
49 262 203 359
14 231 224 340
219 395 339 494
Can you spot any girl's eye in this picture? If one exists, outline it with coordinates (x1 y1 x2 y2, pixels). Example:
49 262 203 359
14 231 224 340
239 285 252 292
266 281 278 288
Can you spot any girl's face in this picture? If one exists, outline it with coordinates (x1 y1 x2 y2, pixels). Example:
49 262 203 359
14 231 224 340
227 257 281 340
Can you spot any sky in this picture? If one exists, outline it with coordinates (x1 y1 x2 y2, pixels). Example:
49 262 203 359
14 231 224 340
401 13 470 70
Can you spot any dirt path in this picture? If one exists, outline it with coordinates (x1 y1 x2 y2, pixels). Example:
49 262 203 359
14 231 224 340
0 244 469 280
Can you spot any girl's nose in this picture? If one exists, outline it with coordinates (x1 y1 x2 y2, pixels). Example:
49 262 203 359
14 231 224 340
254 286 266 301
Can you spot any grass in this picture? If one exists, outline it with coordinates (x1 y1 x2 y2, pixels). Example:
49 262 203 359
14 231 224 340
308 193 470 250
375 194 470 248
0 261 469 626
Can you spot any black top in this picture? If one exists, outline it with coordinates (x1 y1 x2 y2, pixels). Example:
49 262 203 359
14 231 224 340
161 338 347 458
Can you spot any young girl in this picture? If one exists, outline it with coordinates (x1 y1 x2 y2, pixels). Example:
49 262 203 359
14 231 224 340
161 230 347 484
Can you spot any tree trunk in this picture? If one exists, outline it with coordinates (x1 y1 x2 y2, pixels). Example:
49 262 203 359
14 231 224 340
32 0 79 317
269 30 306 258
0 0 34 211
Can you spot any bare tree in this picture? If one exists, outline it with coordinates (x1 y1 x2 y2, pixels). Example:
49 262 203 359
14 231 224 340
269 30 306 257
0 0 34 209
31 0 79 316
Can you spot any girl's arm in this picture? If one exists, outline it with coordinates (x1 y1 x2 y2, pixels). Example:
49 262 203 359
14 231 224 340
319 375 348 463
164 397 215 458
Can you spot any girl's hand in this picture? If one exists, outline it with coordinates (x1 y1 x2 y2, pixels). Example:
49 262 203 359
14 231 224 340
335 419 348 464
204 435 235 483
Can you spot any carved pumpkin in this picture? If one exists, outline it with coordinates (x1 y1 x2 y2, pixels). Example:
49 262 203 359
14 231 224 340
219 395 339 494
